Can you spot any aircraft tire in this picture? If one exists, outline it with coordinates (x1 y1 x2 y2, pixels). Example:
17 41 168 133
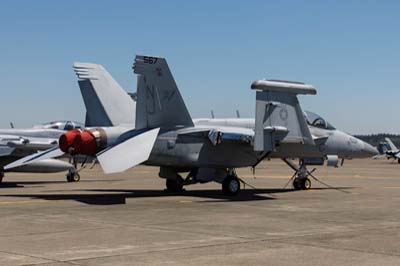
66 172 80 182
72 173 80 182
303 178 312 189
222 175 241 196
293 178 311 190
398 158 400 164
166 179 184 192
293 179 301 190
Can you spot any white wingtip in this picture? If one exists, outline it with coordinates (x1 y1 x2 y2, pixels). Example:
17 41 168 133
97 128 160 174
4 147 65 170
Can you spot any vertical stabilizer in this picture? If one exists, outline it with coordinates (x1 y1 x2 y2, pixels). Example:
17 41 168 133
133 55 193 129
385 138 398 151
251 80 316 152
73 62 136 127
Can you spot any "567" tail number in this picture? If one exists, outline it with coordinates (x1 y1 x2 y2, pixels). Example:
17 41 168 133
143 56 158 64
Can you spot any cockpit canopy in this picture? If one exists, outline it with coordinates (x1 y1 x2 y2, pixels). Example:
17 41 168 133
304 111 336 130
34 121 84 131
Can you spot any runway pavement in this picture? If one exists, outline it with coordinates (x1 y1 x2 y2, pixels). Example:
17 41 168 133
0 159 399 265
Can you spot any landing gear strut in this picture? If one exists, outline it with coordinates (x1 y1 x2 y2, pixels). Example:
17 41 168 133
66 168 80 182
0 171 4 183
222 170 241 196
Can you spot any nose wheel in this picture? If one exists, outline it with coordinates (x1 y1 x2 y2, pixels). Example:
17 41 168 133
293 177 311 190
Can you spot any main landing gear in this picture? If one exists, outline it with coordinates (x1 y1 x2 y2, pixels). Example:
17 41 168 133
161 167 242 196
222 172 241 196
0 171 4 183
166 178 184 192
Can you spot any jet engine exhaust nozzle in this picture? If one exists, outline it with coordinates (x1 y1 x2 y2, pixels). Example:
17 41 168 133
59 129 81 153
59 128 106 156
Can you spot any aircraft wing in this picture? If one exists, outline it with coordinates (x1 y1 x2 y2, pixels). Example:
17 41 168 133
0 135 58 157
4 146 65 170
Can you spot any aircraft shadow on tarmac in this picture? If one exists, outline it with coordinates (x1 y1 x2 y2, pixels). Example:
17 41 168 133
0 179 125 188
0 187 355 205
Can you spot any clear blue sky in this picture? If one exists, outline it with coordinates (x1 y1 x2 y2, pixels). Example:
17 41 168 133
0 0 399 134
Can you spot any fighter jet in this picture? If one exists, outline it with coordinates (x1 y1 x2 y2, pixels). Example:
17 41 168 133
0 121 83 183
375 138 400 163
6 55 378 195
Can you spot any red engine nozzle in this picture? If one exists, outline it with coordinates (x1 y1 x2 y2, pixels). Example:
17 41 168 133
59 129 81 153
72 130 97 155
59 129 99 156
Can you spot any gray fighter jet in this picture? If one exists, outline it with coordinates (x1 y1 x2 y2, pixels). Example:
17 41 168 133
0 121 83 183
6 55 378 195
375 138 400 163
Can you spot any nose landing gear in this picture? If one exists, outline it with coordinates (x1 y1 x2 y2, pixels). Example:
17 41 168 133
283 159 315 190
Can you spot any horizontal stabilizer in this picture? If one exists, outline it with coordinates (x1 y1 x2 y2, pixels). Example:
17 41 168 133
4 147 65 170
97 128 160 174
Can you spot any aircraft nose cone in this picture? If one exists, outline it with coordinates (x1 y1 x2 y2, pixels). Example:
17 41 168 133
361 142 379 157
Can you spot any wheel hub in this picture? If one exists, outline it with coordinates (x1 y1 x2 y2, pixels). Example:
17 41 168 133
229 179 239 193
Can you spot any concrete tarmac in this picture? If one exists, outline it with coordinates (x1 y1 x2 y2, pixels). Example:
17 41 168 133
0 159 399 266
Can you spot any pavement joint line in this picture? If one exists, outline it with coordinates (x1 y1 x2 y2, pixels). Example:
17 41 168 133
0 249 77 266
73 216 255 241
23 260 84 266
45 227 400 265
18 220 400 265
0 226 112 238
271 238 400 259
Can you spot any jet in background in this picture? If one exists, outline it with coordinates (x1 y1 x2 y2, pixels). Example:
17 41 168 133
375 138 400 163
7 55 378 195
0 121 83 183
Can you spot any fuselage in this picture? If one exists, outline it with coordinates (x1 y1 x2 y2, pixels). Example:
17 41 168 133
145 117 378 169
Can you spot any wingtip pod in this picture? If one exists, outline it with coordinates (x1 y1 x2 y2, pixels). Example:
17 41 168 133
251 80 317 95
